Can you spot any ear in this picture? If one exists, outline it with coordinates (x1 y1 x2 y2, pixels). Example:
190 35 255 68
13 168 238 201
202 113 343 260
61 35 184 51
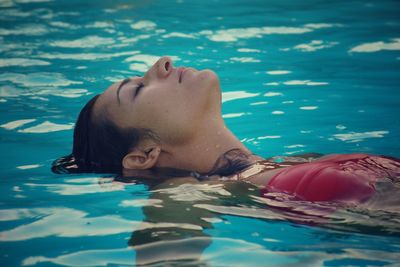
122 146 161 170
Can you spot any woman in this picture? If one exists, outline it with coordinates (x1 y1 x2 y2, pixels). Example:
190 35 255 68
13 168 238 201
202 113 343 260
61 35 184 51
53 56 400 205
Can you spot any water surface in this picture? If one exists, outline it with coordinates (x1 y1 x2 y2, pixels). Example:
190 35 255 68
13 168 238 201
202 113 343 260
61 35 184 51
1 0 400 266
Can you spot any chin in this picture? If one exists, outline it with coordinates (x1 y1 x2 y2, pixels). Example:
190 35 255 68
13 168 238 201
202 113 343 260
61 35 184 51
200 69 222 108
201 69 220 89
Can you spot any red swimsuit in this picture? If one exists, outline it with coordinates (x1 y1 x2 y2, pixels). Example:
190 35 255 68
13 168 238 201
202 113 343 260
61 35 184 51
261 154 400 204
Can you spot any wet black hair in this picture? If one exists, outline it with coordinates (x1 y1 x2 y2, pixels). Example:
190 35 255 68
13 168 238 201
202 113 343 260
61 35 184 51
51 94 156 174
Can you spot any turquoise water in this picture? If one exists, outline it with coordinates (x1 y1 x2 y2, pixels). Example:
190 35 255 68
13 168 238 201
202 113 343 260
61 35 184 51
1 0 400 266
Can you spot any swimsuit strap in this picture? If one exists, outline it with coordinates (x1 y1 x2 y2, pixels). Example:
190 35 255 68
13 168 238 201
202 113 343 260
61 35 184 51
224 160 289 181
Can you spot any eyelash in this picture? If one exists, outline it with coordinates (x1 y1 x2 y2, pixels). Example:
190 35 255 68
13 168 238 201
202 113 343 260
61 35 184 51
134 82 144 97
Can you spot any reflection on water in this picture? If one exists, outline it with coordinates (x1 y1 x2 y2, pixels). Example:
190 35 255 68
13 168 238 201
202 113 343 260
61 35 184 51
22 247 135 267
0 207 135 241
1 0 400 266
350 38 400 53
1 172 400 265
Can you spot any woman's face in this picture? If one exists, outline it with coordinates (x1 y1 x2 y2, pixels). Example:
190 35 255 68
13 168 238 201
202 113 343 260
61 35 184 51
95 56 222 145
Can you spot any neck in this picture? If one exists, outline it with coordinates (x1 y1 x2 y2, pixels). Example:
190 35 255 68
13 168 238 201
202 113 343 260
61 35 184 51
156 122 262 175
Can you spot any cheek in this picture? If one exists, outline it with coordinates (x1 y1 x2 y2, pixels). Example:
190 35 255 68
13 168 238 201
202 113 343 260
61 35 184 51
135 99 200 144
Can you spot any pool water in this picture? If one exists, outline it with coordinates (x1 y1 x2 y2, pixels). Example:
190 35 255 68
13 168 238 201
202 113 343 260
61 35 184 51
1 0 400 266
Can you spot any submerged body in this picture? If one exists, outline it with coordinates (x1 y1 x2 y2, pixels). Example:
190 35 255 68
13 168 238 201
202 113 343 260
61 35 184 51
244 154 400 204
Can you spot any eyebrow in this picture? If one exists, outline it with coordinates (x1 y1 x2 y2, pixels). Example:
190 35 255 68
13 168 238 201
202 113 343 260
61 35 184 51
116 78 132 105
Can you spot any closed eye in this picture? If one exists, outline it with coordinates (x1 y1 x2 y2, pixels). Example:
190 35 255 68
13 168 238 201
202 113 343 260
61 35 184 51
134 82 144 98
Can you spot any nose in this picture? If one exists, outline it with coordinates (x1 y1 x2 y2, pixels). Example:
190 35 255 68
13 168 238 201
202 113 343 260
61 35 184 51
154 56 173 78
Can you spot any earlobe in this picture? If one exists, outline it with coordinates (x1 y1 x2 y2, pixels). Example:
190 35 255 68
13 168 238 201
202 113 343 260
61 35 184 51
122 146 161 170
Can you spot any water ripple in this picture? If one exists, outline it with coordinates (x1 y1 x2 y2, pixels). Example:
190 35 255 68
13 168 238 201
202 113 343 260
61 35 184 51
153 183 231 202
299 106 318 110
0 85 89 98
130 20 157 31
350 38 400 53
223 112 250 119
292 40 338 52
237 48 261 53
0 24 49 36
0 207 135 241
0 72 81 87
264 92 283 97
266 70 291 75
37 50 139 60
0 119 36 130
333 131 389 143
199 26 312 42
282 80 328 86
229 57 260 63
17 121 74 133
222 91 259 103
49 36 115 48
0 58 50 67
24 179 123 195
22 247 134 267
162 32 196 39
